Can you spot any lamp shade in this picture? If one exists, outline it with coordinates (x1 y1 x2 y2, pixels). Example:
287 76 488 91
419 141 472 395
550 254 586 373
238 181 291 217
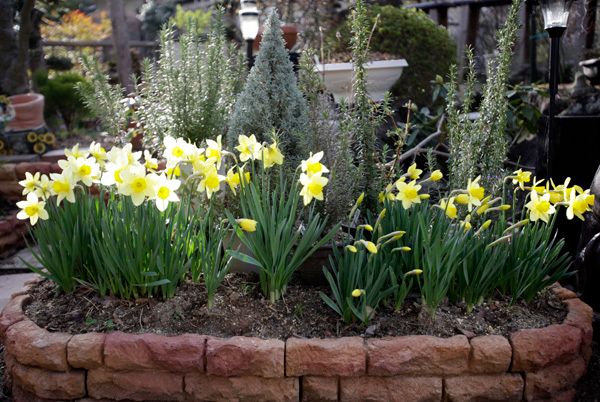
239 7 260 40
539 0 574 29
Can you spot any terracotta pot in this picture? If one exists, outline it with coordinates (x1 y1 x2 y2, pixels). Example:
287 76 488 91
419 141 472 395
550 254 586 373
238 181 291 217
6 93 46 132
252 24 298 53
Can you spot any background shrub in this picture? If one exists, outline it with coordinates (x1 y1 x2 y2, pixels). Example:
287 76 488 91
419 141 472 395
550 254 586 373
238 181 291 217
34 71 91 129
329 6 455 106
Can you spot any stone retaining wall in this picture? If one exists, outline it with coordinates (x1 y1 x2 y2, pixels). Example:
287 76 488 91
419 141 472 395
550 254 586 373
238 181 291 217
0 282 593 402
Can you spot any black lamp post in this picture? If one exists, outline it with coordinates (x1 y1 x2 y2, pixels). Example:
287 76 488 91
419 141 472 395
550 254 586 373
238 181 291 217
539 0 574 177
239 1 260 71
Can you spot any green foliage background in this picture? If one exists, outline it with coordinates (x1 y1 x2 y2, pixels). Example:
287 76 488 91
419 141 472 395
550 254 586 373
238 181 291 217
330 6 456 105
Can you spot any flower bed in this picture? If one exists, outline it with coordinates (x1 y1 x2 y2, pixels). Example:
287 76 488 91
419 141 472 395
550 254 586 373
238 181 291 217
0 281 592 402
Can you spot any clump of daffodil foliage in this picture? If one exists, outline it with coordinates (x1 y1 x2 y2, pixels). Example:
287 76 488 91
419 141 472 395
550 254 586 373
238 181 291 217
447 0 521 193
227 9 309 158
322 164 593 324
17 134 336 305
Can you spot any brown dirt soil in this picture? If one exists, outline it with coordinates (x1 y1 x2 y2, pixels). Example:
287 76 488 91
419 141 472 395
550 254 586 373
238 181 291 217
24 274 567 339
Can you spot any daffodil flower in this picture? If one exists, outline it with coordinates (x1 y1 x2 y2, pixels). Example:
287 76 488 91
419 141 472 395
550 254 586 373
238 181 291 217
299 173 328 205
359 240 378 254
406 163 422 180
205 135 223 168
119 165 155 206
148 173 180 212
345 245 358 253
144 150 159 171
511 169 531 190
65 144 89 159
262 142 284 168
236 134 262 162
50 172 76 205
395 180 422 209
89 141 107 165
164 136 193 164
437 197 457 219
59 156 101 187
460 176 485 211
565 190 591 221
226 168 250 195
525 190 555 223
18 172 40 195
16 193 49 226
237 218 257 232
198 166 225 199
34 174 52 200
301 151 330 176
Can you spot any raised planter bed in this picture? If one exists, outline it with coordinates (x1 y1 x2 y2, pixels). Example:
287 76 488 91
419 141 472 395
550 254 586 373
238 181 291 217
0 280 592 402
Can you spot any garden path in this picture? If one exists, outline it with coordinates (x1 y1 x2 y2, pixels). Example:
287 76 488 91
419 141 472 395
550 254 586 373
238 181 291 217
0 247 40 310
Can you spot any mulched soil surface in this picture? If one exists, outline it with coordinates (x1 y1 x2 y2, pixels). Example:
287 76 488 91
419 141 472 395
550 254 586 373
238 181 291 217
25 273 566 339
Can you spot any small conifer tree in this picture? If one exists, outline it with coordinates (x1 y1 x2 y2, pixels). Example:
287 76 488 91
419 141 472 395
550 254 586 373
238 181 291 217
227 9 309 157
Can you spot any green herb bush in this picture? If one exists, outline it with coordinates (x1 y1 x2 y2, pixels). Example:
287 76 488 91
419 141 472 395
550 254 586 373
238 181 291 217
328 5 455 105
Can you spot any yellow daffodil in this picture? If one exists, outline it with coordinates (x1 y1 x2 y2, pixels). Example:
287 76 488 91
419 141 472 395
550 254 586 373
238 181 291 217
225 168 250 195
89 141 107 164
565 190 591 221
147 173 180 212
352 289 365 297
395 180 422 209
16 193 49 225
346 245 358 253
237 218 257 232
406 163 422 180
430 170 443 182
34 174 51 199
262 142 284 168
164 136 193 164
299 173 328 205
512 169 531 190
64 143 89 159
405 269 423 276
205 135 223 167
460 176 485 211
437 197 457 219
119 165 155 206
144 150 159 171
525 190 555 223
499 204 511 211
475 196 492 215
236 134 262 162
18 172 40 195
301 151 330 176
59 156 100 187
49 172 76 205
198 166 225 199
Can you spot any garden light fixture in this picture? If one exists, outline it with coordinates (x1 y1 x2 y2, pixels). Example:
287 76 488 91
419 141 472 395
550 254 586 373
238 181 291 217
539 0 574 177
239 3 260 70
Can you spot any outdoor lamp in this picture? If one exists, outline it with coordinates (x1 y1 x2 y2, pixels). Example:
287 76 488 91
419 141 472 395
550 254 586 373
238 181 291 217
239 6 260 70
539 0 574 177
540 0 574 30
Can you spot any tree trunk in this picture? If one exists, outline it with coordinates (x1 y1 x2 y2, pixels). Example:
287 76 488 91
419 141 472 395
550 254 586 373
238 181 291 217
29 7 46 84
0 0 30 95
110 0 134 94
16 0 35 92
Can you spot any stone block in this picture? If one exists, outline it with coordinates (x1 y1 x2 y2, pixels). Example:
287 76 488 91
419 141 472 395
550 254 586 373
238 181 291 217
511 324 581 371
12 361 85 399
68 332 105 369
206 336 284 377
445 374 523 402
524 357 586 401
339 376 442 402
469 335 512 373
367 335 470 376
286 337 366 377
302 376 338 401
185 374 299 401
87 368 185 401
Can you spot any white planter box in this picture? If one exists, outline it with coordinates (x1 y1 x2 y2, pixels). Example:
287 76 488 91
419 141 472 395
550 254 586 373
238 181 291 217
314 59 408 103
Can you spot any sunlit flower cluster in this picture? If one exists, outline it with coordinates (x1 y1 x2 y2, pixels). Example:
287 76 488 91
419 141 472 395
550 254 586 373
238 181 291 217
16 135 330 225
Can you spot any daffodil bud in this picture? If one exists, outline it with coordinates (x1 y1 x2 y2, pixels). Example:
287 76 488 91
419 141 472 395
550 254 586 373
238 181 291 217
345 245 358 253
236 218 257 232
455 194 470 204
430 170 443 182
405 268 423 276
419 194 431 200
359 224 374 232
356 192 365 206
352 289 365 297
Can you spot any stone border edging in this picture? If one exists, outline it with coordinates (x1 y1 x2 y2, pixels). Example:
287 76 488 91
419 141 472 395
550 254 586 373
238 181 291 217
0 279 593 402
